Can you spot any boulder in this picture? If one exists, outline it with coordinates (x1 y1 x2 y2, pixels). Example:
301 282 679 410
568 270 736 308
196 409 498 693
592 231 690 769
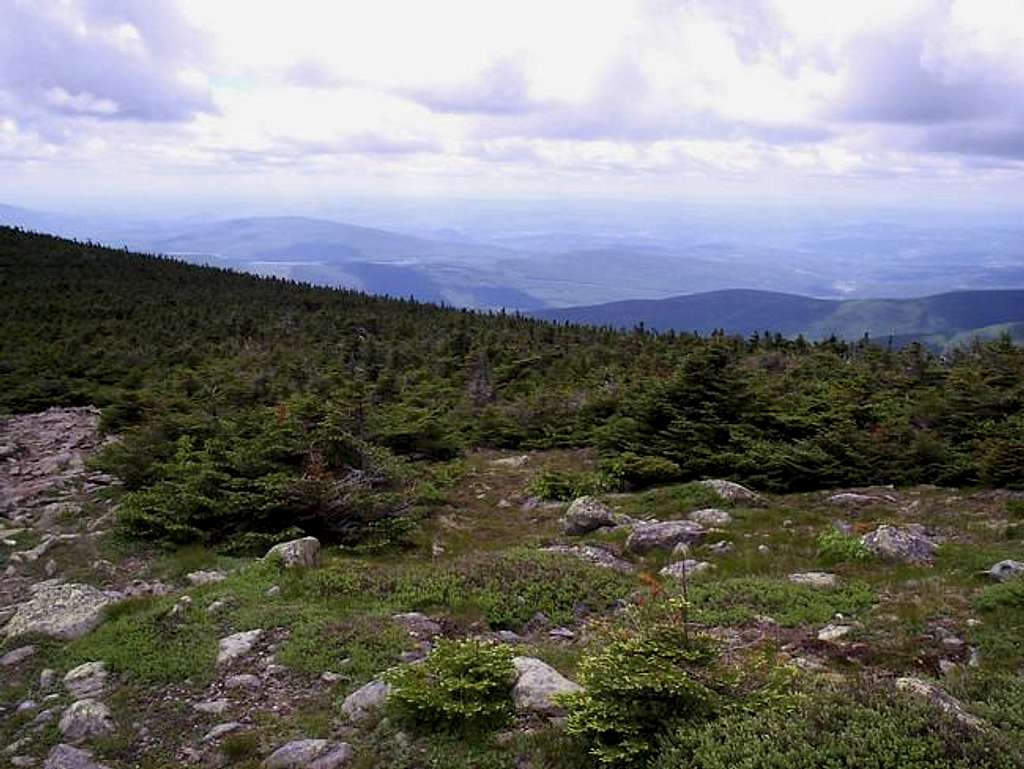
225 674 262 690
817 623 853 642
58 699 114 742
860 525 936 564
264 537 321 568
217 629 264 666
490 455 529 468
986 559 1024 582
660 559 714 579
788 572 838 588
0 644 36 666
895 677 984 729
561 496 619 535
626 521 705 554
688 508 732 527
512 656 581 716
391 612 443 639
186 570 227 586
707 540 734 555
193 699 230 715
63 662 107 699
541 545 635 574
4 583 118 640
829 492 885 506
308 744 355 769
341 679 391 722
263 739 330 768
698 479 767 506
44 744 111 769
203 722 243 742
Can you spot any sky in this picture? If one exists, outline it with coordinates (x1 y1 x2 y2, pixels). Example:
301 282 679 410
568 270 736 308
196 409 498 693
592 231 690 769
1 0 1023 214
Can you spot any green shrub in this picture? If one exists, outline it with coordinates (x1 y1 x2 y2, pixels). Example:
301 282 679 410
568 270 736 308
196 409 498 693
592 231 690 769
559 620 720 766
386 639 516 731
975 578 1024 610
526 469 608 501
687 577 875 627
598 452 683 491
1007 500 1024 520
816 530 872 565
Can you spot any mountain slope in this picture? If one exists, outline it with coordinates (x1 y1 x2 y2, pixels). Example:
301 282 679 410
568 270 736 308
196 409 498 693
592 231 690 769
536 288 1024 345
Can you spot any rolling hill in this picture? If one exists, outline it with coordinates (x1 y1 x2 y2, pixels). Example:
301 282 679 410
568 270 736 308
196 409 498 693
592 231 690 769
535 288 1024 347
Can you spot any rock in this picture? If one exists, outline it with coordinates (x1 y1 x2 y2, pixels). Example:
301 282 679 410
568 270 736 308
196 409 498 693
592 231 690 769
660 559 714 579
43 744 112 769
861 525 936 564
185 570 227 586
17 699 38 713
4 584 118 640
45 558 59 578
217 629 264 666
10 756 36 768
0 644 36 666
817 624 853 642
203 722 242 742
512 656 581 716
829 492 884 506
548 627 575 640
58 699 113 742
225 673 262 690
789 572 838 588
626 521 705 554
698 479 767 506
757 544 771 555
265 585 281 598
193 699 230 715
688 508 732 527
707 540 734 555
341 679 391 722
671 542 691 559
541 545 635 574
309 744 354 769
206 598 231 614
491 455 530 468
40 669 57 689
561 496 619 535
264 537 321 568
391 612 443 639
263 739 329 768
986 560 1024 582
63 662 107 699
895 677 984 729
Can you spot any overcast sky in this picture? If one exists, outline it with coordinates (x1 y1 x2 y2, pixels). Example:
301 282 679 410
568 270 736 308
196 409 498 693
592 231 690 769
1 0 1023 213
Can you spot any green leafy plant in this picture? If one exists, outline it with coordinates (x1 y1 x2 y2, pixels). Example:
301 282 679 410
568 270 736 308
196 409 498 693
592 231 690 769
816 530 872 564
598 452 683 491
386 639 516 731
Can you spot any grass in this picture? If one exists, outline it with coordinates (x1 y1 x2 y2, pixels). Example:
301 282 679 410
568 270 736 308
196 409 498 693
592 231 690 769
610 482 727 521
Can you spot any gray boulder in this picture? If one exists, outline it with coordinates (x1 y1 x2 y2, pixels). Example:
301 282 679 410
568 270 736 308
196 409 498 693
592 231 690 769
512 656 581 716
63 662 107 699
788 572 838 588
44 744 111 769
5 583 118 640
699 479 767 506
58 699 113 742
265 537 321 568
186 570 227 586
895 677 984 729
341 679 391 722
561 496 620 535
660 559 714 579
217 629 264 666
861 525 936 564
263 739 330 768
541 545 635 574
626 521 705 553
688 508 732 527
986 560 1024 582
1 644 36 666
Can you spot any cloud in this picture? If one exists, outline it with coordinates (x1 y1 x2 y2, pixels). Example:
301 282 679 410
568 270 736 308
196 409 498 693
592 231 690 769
0 0 215 124
403 58 543 115
283 59 347 89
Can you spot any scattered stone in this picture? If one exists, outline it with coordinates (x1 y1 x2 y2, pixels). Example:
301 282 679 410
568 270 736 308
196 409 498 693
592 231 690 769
757 544 771 555
58 699 113 742
224 674 262 690
986 560 1024 582
548 627 575 640
203 722 243 742
264 537 321 568
10 756 35 768
817 624 853 642
43 744 112 769
266 585 281 598
541 545 635 574
829 492 885 506
193 699 230 715
320 671 347 685
561 496 619 535
45 558 59 578
40 669 57 689
688 508 732 527
789 572 838 588
626 521 705 553
308 744 355 769
431 541 445 558
391 612 442 639
341 679 391 722
698 479 767 506
206 598 231 614
671 542 690 559
63 662 107 699
17 699 38 713
263 739 329 769
217 629 264 666
707 540 734 555
491 455 529 468
939 659 958 676
660 559 714 579
1 644 36 666
512 656 580 716
4 583 118 640
186 570 227 586
861 525 936 564
895 677 984 729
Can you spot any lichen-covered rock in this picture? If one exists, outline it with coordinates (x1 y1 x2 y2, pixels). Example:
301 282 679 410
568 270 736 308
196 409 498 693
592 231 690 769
44 744 112 769
4 583 118 640
659 559 714 579
895 677 984 729
698 479 767 506
217 629 264 665
264 537 321 568
561 496 619 535
186 569 227 585
860 525 936 564
63 662 107 699
688 508 732 527
541 545 635 574
341 679 391 722
512 656 581 716
263 739 330 768
58 699 114 742
987 559 1024 582
788 572 838 588
626 521 705 553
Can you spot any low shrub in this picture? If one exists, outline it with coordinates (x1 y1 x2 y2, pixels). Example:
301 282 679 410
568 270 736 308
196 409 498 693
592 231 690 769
598 452 683 491
526 469 608 501
687 576 875 627
974 578 1024 610
386 639 516 731
816 530 872 565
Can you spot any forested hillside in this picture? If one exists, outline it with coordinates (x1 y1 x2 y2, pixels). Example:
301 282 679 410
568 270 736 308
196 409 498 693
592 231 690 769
2 226 1023 549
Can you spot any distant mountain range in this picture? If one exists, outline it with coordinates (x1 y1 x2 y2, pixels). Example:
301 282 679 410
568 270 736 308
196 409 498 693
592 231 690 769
535 289 1024 349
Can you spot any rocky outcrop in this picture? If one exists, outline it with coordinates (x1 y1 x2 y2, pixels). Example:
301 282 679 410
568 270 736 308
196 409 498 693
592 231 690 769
626 521 705 554
58 699 114 742
688 508 732 527
264 537 321 568
512 656 580 716
698 479 767 506
4 583 118 639
341 679 391 722
541 545 635 573
861 525 936 564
